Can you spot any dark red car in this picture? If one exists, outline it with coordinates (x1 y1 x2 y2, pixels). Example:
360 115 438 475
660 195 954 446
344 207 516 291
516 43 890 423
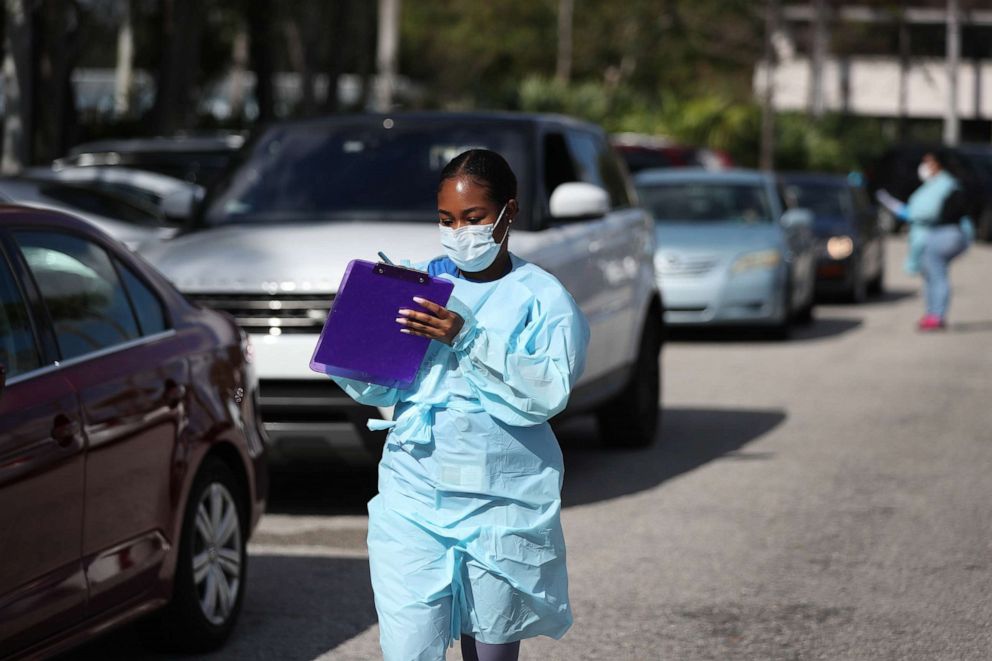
0 206 267 658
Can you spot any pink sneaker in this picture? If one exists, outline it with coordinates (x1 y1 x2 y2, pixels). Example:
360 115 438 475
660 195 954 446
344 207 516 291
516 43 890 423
917 314 945 331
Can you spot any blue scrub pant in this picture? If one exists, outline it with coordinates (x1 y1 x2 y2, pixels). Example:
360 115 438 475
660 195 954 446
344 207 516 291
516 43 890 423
922 225 968 318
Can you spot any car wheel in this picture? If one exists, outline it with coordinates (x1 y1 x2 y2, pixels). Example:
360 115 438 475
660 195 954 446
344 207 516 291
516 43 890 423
978 208 992 243
767 277 792 340
152 457 248 652
596 314 663 448
847 258 867 304
868 265 885 295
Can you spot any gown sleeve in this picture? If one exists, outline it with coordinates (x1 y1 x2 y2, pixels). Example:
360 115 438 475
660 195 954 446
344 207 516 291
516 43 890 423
330 377 403 407
448 280 590 427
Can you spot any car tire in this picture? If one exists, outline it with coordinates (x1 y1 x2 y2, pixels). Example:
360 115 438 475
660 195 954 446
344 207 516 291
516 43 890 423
978 208 992 243
794 264 815 325
596 314 663 448
868 265 885 295
768 277 792 340
150 457 248 652
847 258 867 304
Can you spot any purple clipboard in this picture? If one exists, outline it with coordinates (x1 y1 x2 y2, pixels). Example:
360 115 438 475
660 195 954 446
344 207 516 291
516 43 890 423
309 259 454 388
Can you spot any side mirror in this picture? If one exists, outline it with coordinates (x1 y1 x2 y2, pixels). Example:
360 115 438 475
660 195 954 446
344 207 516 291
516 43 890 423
781 207 813 228
549 182 610 220
160 188 200 222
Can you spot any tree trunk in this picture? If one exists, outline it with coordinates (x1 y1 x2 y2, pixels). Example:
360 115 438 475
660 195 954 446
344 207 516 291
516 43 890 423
114 0 133 118
944 0 960 145
246 0 274 122
35 0 83 162
808 0 827 118
153 0 204 134
2 0 33 172
760 0 778 171
356 0 374 110
229 26 248 120
373 0 400 111
321 0 351 113
556 0 573 84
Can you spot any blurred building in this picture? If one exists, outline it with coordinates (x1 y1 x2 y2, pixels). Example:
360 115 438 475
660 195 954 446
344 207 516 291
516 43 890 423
755 2 992 142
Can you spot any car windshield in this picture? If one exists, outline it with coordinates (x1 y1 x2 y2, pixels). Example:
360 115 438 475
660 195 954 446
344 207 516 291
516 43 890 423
637 181 773 223
784 182 852 229
202 120 531 226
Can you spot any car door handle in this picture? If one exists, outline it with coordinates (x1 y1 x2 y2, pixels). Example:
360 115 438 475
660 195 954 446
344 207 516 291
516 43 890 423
51 414 80 448
164 381 187 408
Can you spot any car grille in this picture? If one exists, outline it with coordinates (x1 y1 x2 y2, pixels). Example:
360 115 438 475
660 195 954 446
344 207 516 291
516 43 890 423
655 253 719 277
188 292 334 334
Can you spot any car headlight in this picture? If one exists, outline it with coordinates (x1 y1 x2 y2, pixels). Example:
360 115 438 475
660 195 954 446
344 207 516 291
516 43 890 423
731 249 781 273
825 235 854 260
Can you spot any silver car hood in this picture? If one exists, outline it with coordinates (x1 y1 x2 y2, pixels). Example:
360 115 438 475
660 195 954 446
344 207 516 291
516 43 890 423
138 222 453 293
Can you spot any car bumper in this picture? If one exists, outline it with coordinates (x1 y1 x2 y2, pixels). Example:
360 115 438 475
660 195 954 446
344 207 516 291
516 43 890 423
258 378 385 467
252 333 386 467
659 266 787 326
814 256 856 293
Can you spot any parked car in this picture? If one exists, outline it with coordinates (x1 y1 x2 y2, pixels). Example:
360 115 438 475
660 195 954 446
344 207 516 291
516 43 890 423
25 165 205 222
140 111 665 464
867 143 992 241
782 173 885 302
0 206 267 658
0 177 177 248
56 133 245 187
634 168 817 336
612 133 733 173
955 144 992 242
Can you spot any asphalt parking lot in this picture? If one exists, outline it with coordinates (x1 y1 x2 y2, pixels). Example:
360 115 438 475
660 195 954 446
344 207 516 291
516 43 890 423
64 235 992 660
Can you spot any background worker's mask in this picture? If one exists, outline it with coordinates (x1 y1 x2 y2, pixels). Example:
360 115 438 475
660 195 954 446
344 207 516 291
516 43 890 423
918 162 936 182
439 203 510 272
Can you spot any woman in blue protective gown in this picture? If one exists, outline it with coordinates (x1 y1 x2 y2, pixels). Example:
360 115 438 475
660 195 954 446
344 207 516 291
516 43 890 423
331 149 589 661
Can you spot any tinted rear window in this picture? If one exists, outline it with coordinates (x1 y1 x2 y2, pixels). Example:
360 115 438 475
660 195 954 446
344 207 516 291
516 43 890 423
203 120 532 226
637 182 773 223
784 181 853 228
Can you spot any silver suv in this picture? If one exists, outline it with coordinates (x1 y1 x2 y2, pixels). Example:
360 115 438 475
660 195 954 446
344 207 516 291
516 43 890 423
141 112 664 466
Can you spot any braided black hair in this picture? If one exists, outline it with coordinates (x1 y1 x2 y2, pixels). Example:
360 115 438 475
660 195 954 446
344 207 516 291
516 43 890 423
438 149 517 207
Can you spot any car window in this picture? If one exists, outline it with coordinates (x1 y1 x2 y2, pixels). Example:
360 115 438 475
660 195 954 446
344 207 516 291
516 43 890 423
203 121 531 225
544 132 578 204
14 231 140 360
638 182 774 223
616 147 673 173
117 260 167 335
785 182 853 229
0 250 41 377
36 183 163 226
555 132 632 210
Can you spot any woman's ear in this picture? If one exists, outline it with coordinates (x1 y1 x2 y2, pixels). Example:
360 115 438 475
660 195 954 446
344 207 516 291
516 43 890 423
507 198 519 224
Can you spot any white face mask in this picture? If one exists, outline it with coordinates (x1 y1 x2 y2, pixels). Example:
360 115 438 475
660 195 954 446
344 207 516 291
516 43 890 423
439 203 510 272
918 162 935 182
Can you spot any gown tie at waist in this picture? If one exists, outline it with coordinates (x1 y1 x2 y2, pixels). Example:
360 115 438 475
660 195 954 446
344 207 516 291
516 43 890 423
368 400 484 450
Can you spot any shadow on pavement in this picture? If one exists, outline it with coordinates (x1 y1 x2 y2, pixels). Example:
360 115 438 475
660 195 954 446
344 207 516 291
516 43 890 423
666 317 861 343
816 287 915 306
266 467 379 516
949 320 992 334
558 407 786 508
790 317 862 341
58 555 375 661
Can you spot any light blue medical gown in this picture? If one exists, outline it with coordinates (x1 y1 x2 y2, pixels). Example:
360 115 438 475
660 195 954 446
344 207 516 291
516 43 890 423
331 254 590 660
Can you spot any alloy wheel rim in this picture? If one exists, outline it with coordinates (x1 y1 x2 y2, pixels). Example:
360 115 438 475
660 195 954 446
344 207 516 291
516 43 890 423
192 482 242 626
